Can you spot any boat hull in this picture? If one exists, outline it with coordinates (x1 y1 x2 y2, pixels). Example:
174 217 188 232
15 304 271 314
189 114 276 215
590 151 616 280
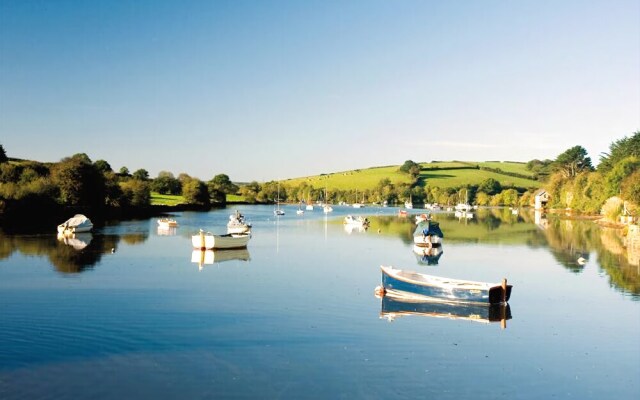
413 235 443 245
381 266 512 304
192 232 250 250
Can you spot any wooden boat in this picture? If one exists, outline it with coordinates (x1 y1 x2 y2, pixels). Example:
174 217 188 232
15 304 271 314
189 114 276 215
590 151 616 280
379 292 512 326
379 266 512 304
57 214 93 234
191 230 250 250
157 218 178 228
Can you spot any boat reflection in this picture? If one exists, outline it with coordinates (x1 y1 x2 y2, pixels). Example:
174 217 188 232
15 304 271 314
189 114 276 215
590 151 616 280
157 226 178 236
343 224 368 234
57 232 93 250
413 244 443 265
191 248 251 270
379 292 512 328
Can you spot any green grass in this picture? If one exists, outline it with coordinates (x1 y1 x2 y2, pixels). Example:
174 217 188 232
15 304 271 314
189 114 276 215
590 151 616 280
420 167 539 189
476 161 535 178
151 192 185 206
283 161 541 192
283 166 414 191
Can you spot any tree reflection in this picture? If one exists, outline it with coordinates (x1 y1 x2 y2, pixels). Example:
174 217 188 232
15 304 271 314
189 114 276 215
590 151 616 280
367 209 640 296
0 232 129 273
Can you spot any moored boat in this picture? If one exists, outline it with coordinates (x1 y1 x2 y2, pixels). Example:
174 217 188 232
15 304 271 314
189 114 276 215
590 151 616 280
378 265 512 304
227 210 252 234
192 230 251 250
413 220 444 246
343 215 370 227
57 214 93 234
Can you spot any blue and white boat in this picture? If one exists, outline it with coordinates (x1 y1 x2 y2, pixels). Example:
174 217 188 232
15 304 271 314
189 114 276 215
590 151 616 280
379 266 512 304
413 220 444 246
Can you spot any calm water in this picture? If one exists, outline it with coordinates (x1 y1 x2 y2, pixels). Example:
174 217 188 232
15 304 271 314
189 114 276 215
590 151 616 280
1 205 638 399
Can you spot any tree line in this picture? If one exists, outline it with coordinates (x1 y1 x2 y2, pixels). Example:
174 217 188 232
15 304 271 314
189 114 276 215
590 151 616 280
1 131 638 228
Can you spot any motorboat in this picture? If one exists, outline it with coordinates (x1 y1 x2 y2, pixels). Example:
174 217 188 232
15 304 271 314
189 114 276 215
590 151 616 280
57 214 93 234
413 220 444 246
227 211 252 234
343 215 370 227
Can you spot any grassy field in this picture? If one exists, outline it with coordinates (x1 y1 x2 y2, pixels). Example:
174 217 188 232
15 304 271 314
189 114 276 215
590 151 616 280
420 167 539 189
283 161 540 191
151 192 185 206
283 166 414 191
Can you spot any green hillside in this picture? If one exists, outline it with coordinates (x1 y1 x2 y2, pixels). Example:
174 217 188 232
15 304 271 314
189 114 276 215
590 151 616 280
283 161 540 191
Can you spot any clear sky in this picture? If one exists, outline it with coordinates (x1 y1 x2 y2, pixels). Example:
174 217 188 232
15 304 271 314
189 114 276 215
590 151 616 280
1 0 638 182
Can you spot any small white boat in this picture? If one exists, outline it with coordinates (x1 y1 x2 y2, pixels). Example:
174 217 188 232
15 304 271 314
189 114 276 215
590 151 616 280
57 214 93 234
192 230 250 250
227 211 251 234
296 209 305 215
157 218 178 228
323 204 333 213
305 204 314 211
343 215 370 226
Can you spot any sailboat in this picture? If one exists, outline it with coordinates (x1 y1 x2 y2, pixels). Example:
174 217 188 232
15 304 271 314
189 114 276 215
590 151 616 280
323 187 333 213
454 189 473 219
404 195 413 209
352 189 365 208
274 182 285 216
297 201 305 215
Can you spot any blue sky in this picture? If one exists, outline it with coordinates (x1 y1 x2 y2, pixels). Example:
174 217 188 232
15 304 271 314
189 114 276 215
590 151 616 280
1 0 638 182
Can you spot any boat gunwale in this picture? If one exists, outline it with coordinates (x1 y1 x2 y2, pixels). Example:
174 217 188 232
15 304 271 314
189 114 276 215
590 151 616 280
381 265 502 291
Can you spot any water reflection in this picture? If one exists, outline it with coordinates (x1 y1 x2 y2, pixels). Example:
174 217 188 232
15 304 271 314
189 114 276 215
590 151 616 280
364 209 640 297
1 207 638 296
379 294 512 327
191 249 251 270
57 232 92 250
0 231 136 273
157 226 178 236
412 245 443 265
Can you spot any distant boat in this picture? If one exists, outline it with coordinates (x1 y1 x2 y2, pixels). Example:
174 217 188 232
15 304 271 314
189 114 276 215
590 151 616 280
405 195 413 209
57 214 93 234
296 202 305 215
398 209 408 217
378 266 512 305
227 211 251 234
323 187 333 213
157 218 178 229
413 220 444 246
378 292 512 326
343 215 370 227
305 204 314 211
192 230 251 250
352 189 365 208
274 182 285 216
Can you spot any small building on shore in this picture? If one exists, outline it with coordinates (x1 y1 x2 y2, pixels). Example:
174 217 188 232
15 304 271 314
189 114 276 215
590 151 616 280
534 190 550 210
